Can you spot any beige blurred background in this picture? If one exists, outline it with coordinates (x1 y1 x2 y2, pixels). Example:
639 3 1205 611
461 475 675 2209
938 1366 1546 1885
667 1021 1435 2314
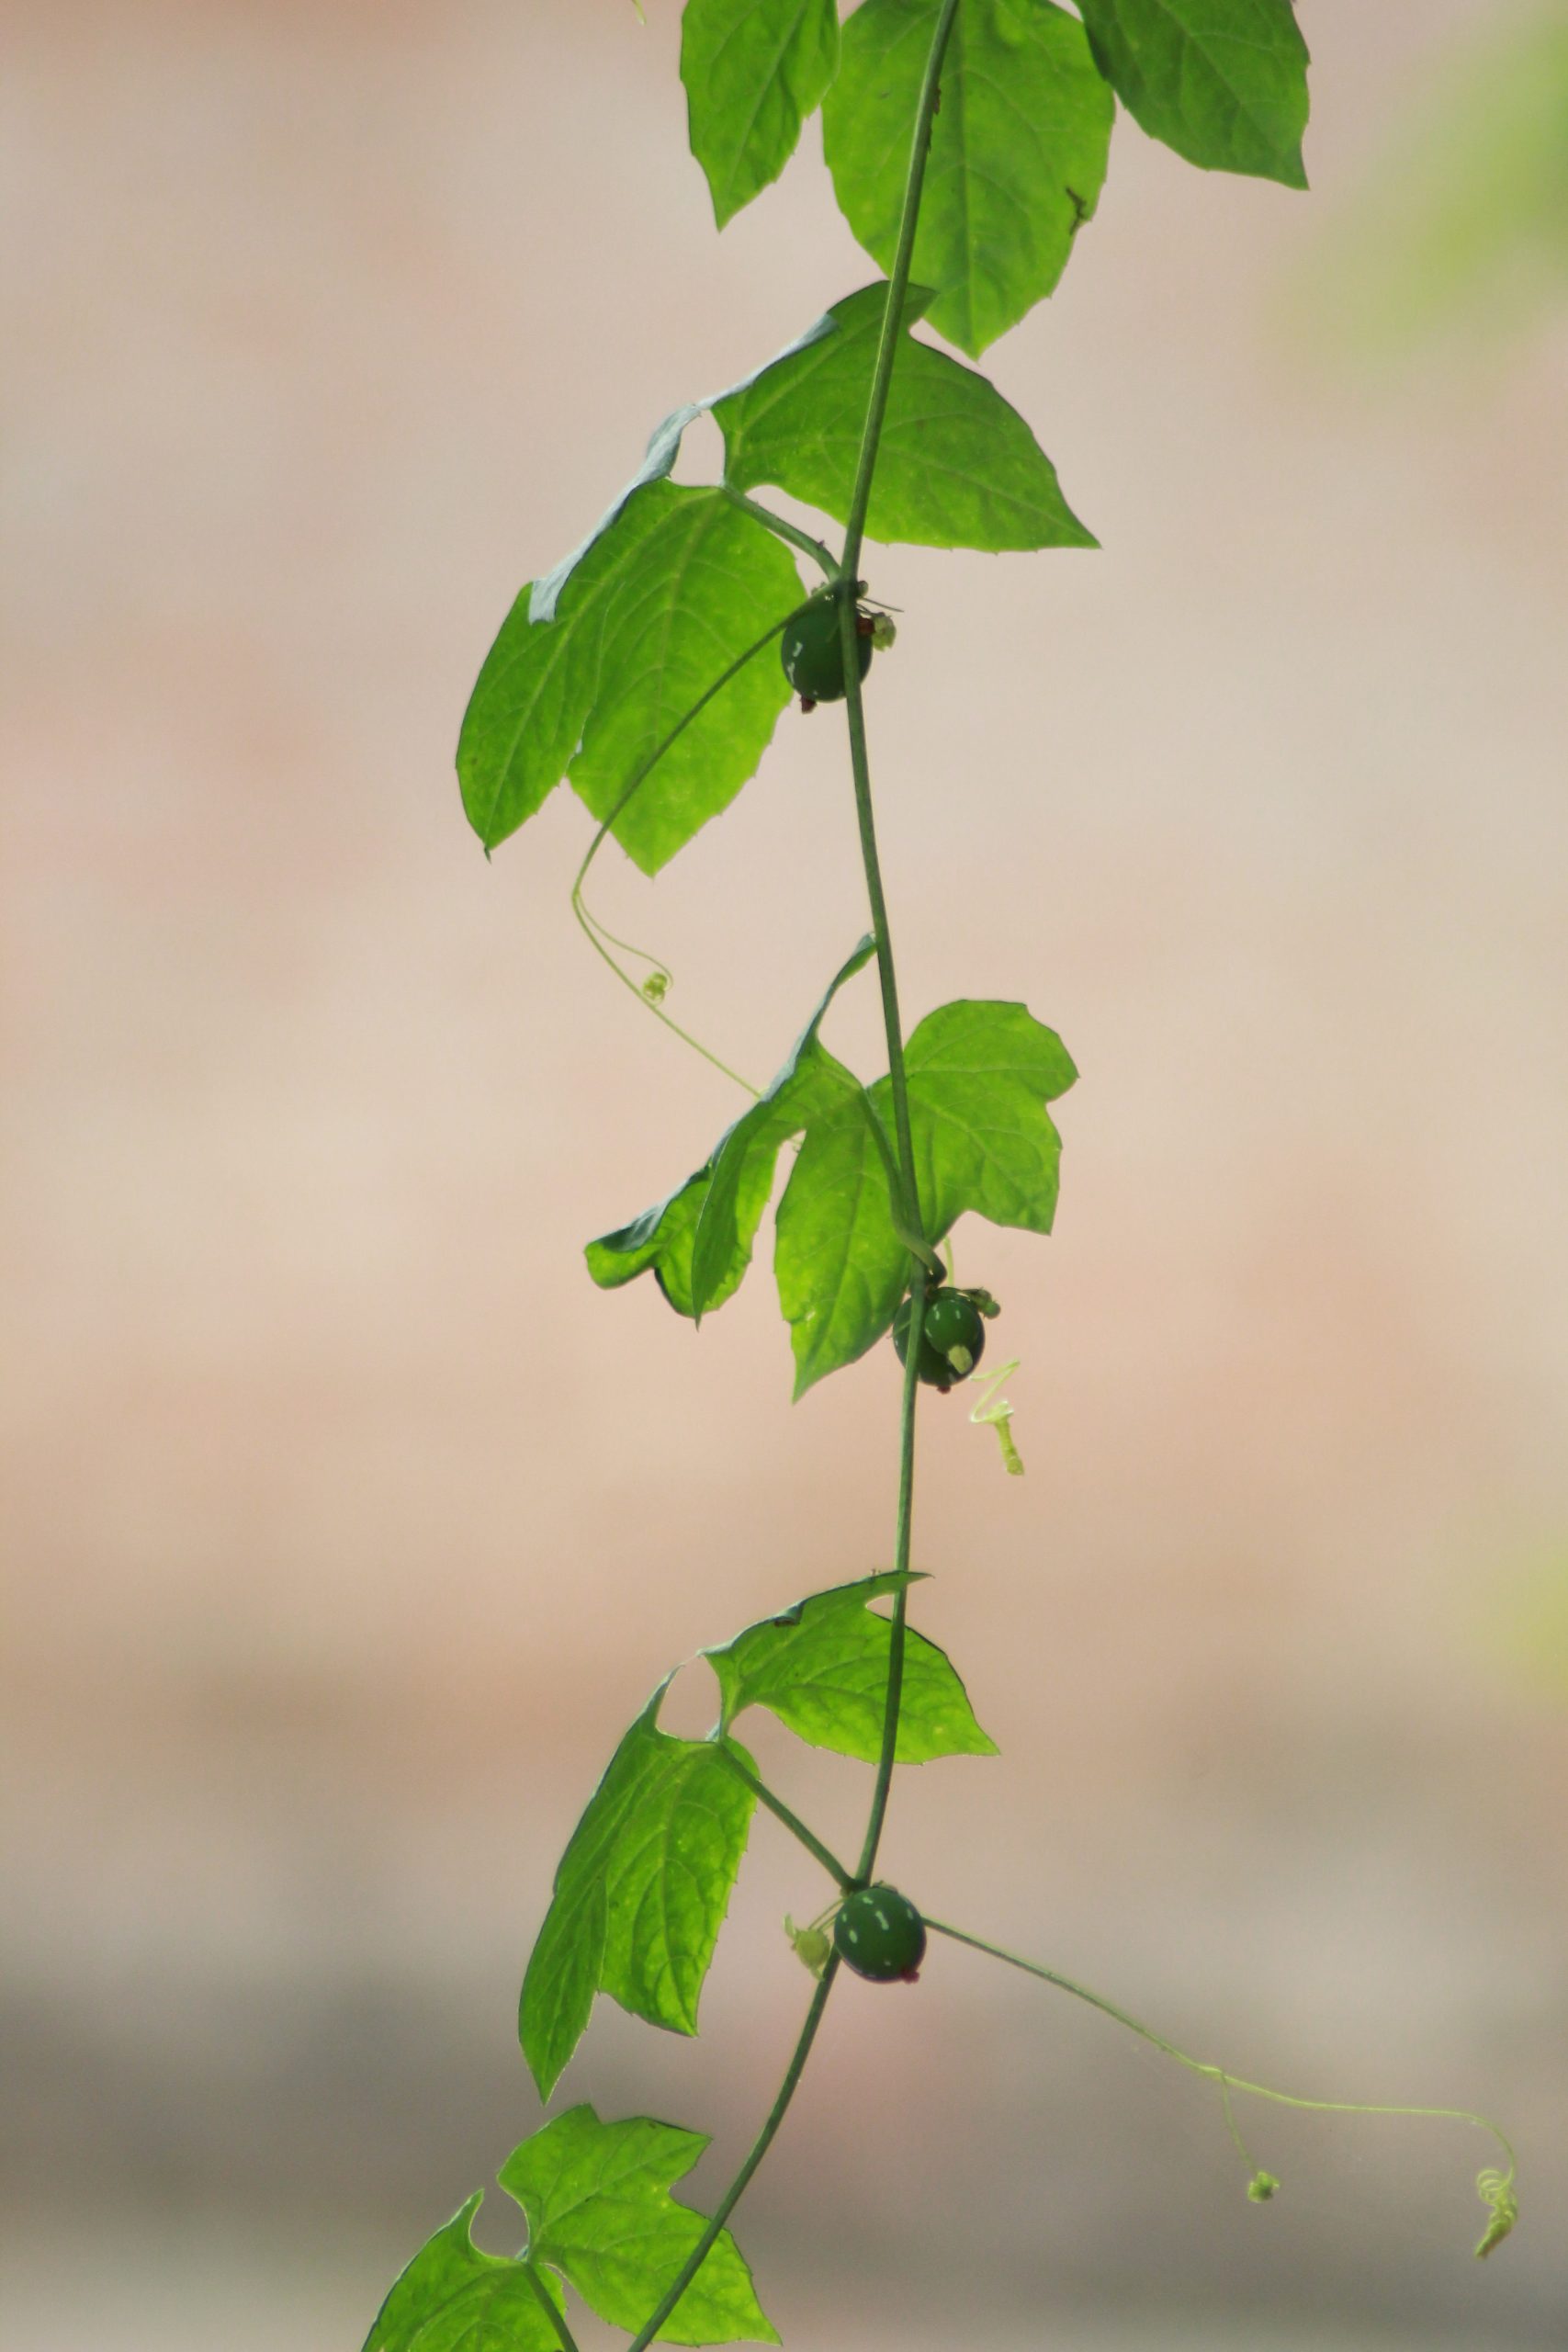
4 3 1566 2346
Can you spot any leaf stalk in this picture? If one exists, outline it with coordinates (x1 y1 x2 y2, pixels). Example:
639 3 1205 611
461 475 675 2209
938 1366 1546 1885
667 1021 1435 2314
525 2260 582 2352
711 1745 856 1891
723 486 839 580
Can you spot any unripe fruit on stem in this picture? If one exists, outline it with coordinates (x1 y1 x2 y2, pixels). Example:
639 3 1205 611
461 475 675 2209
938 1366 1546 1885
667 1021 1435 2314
892 1286 987 1391
833 1885 927 1983
781 595 874 705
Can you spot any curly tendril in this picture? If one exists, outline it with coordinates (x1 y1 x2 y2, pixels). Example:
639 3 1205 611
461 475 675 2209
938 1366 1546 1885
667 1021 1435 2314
1473 2167 1518 2258
924 1917 1519 2257
967 1357 1025 1476
568 601 821 1098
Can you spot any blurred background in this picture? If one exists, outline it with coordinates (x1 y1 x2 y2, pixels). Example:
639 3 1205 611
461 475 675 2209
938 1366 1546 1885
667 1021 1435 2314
4 2 1566 2346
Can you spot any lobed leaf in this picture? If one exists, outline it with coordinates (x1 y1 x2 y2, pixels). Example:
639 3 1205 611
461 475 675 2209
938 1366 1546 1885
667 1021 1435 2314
682 0 840 227
459 477 798 871
362 2198 564 2352
715 283 1096 551
1077 0 1310 188
500 2106 779 2346
776 999 1077 1394
901 997 1077 1243
585 940 876 1320
823 0 1114 356
590 990 1076 1397
519 1683 757 2099
706 1571 998 1762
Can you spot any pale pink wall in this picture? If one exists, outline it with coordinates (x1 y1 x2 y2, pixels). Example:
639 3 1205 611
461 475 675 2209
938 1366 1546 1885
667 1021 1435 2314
4 5 1565 2346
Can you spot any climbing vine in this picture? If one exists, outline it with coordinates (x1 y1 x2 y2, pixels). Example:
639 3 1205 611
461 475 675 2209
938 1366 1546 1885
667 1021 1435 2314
363 7 1517 2346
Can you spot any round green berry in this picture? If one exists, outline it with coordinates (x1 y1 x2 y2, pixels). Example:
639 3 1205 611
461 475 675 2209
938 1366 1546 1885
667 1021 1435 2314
923 1289 987 1374
892 1295 954 1390
892 1286 987 1391
833 1884 927 1984
781 596 874 704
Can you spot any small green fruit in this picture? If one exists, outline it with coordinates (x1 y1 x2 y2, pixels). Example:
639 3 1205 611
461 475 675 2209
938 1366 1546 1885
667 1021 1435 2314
781 596 874 705
892 1286 987 1391
833 1884 927 1983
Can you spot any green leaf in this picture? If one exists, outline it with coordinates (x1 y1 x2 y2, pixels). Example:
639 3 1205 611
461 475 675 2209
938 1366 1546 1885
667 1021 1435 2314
706 1572 998 1762
458 476 798 871
772 1089 905 1399
715 283 1096 550
689 938 874 1317
822 0 1114 356
590 992 1076 1396
1077 0 1310 188
520 1683 757 2099
362 2197 564 2352
366 2113 776 2352
776 999 1077 1395
584 939 876 1320
566 493 800 874
585 1165 716 1318
500 2106 779 2346
900 997 1077 1241
682 0 840 227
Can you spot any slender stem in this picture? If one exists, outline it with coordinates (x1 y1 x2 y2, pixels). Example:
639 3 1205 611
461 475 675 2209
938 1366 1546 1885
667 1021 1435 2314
829 0 958 1221
840 0 962 584
838 635 924 1234
525 2259 582 2352
925 1915 1272 2074
624 1962 840 2352
1218 2074 1260 2175
622 14 960 2341
851 1088 942 1273
833 3 964 1877
713 1745 855 1892
856 1292 924 1883
725 486 839 580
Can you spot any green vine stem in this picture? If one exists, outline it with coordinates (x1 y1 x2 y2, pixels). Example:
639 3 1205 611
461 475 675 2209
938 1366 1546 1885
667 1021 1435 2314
855 1294 925 1883
852 1091 943 1275
615 13 962 2340
840 0 962 587
834 0 964 1892
924 1917 1519 2256
623 1964 841 2352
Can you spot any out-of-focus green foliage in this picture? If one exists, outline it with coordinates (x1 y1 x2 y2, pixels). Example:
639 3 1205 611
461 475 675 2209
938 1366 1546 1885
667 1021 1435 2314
1483 1544 1568 1702
1306 6 1568 357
